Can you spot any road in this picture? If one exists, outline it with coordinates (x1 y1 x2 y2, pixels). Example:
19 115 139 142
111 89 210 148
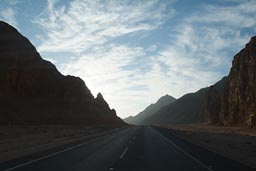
0 126 254 171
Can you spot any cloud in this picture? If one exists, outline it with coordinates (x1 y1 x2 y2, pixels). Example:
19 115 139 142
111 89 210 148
60 45 151 116
34 0 256 118
34 0 176 117
36 0 172 53
150 1 256 100
0 7 17 27
189 1 256 29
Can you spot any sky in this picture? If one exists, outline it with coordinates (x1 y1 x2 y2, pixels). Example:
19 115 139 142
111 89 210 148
0 0 256 118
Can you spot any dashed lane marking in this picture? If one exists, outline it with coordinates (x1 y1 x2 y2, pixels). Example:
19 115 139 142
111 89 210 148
120 147 129 159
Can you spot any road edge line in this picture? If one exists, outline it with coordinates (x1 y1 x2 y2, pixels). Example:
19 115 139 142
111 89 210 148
151 127 213 171
4 127 130 171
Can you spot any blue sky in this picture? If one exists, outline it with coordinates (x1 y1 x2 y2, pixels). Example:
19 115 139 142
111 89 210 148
1 0 256 118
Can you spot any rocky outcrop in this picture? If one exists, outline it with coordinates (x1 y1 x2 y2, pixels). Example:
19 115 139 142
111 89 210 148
220 36 256 128
0 21 123 125
204 86 221 124
204 36 256 128
204 77 227 125
92 93 121 123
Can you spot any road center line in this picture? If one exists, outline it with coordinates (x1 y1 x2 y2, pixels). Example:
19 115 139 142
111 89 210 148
120 147 129 159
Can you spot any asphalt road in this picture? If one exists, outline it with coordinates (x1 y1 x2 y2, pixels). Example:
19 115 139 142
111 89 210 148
1 126 254 171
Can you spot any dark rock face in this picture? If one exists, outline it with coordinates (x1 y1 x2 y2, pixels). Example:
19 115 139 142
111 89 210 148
220 36 256 128
204 37 256 128
204 77 227 125
93 93 121 123
0 21 123 125
204 86 221 124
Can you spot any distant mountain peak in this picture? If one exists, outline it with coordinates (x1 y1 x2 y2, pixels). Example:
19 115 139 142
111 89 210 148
95 92 110 108
96 92 104 99
157 94 176 102
123 94 176 125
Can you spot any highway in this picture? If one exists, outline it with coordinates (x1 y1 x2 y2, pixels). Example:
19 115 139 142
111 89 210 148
0 126 254 171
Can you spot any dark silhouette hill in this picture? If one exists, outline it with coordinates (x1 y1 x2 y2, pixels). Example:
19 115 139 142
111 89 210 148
123 95 176 124
0 21 124 125
137 77 227 125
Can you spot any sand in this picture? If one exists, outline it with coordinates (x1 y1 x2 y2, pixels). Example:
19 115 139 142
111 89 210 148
160 124 256 169
0 125 118 163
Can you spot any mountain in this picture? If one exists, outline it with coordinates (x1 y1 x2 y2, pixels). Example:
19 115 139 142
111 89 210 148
123 95 176 124
144 36 256 128
205 36 256 128
0 21 124 125
141 77 227 125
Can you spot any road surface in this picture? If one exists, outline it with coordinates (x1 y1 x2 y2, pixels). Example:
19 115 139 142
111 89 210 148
0 126 254 171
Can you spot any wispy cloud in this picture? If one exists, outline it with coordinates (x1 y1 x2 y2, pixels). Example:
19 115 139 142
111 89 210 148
60 45 150 115
189 1 256 28
0 7 17 27
34 0 175 117
155 0 256 97
33 0 256 118
36 0 172 53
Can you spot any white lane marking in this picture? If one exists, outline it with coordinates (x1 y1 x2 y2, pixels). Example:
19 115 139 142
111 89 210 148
151 127 213 171
4 127 130 171
4 137 102 171
119 147 129 159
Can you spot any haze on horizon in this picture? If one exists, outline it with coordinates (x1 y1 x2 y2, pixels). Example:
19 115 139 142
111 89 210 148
1 0 255 118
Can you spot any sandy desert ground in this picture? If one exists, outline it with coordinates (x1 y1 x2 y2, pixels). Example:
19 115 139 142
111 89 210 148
160 124 256 169
0 125 121 163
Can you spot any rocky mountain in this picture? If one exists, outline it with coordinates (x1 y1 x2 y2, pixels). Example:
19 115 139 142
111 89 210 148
123 95 176 125
0 21 124 125
124 38 256 128
137 77 227 125
142 88 208 125
141 37 256 127
126 37 256 128
205 36 256 128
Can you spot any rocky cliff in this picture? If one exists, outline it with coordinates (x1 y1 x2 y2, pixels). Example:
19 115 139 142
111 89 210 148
0 21 123 125
204 86 222 124
204 77 227 124
205 36 256 128
220 36 256 128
